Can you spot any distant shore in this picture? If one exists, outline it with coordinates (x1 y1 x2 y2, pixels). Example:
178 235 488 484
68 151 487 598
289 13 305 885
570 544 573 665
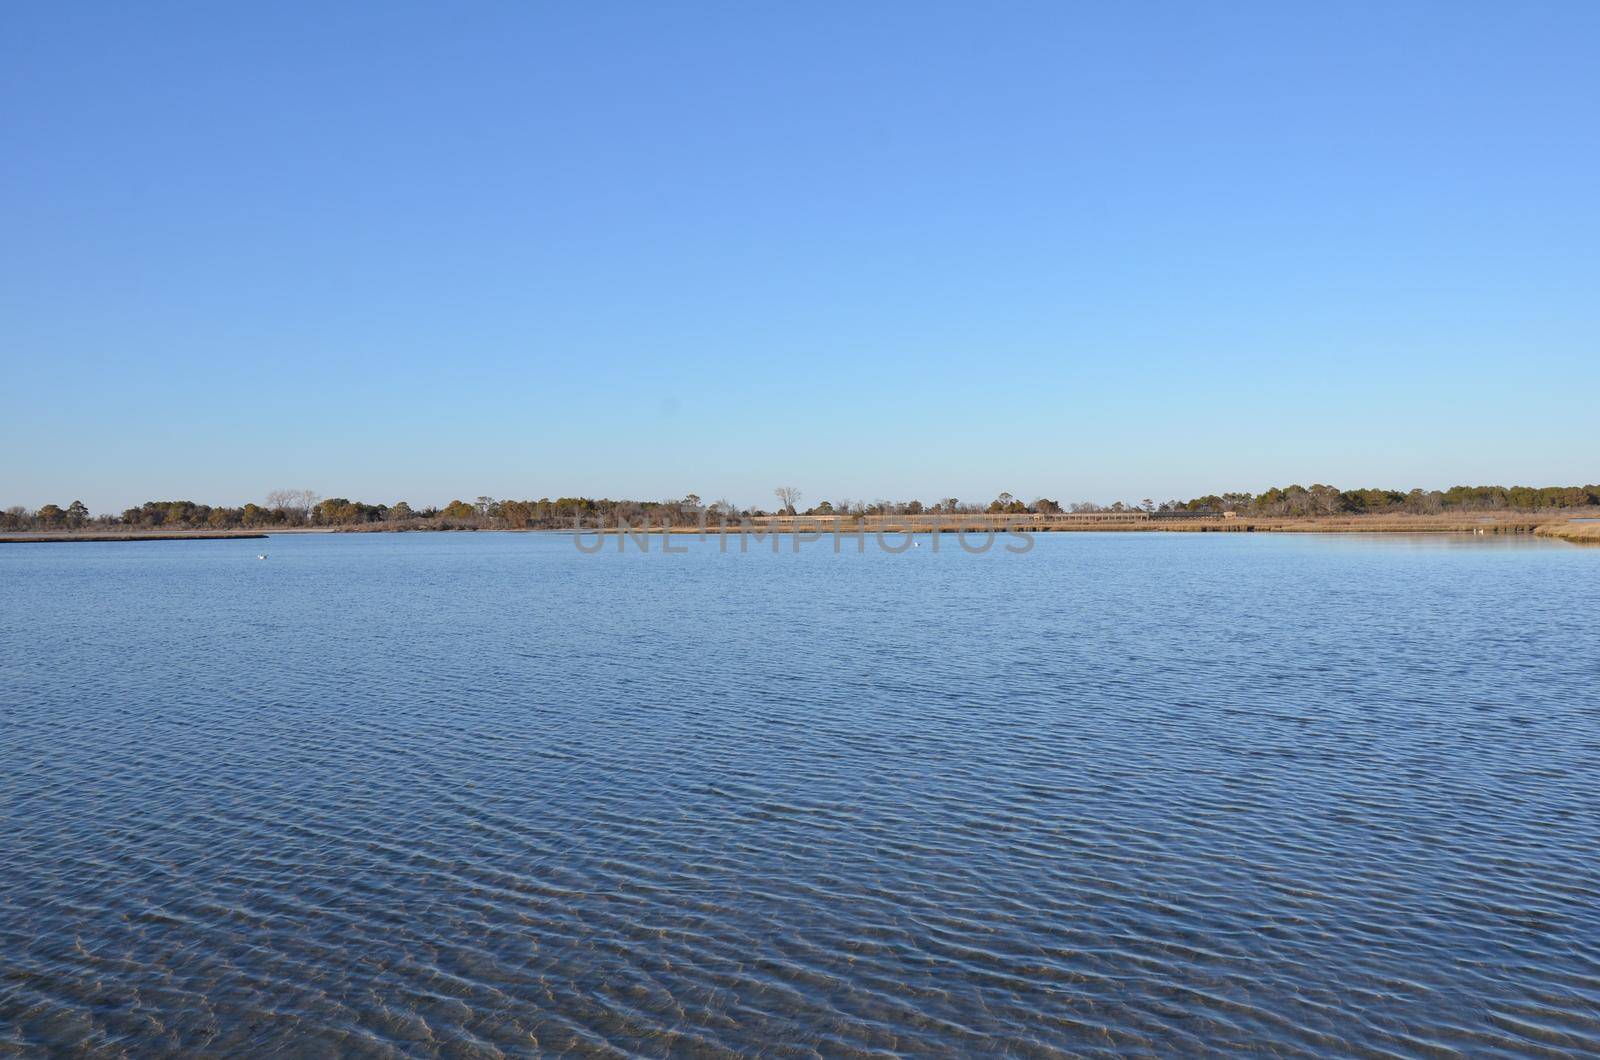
7 512 1600 543
653 511 1589 536
562 511 1597 538
0 531 270 543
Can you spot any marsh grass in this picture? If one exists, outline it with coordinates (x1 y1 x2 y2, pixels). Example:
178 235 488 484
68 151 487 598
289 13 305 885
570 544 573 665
1535 521 1600 544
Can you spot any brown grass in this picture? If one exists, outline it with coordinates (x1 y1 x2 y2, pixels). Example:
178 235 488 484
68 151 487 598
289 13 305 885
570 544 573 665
1534 521 1600 544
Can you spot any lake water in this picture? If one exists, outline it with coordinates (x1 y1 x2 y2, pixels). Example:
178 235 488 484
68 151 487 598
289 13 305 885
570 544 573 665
2 532 1597 1056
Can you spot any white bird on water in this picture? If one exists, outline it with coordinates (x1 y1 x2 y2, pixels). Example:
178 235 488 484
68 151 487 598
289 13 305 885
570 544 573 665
257 554 267 560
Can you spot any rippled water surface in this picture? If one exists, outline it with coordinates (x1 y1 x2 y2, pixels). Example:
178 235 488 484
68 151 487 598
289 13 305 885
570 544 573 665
3 532 1598 1056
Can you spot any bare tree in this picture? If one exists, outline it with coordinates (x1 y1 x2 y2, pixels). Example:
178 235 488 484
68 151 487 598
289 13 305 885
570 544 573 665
774 486 802 515
267 489 320 524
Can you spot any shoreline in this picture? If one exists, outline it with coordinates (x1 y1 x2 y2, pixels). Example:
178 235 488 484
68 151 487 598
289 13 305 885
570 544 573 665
1534 522 1600 544
0 531 270 543
7 513 1599 543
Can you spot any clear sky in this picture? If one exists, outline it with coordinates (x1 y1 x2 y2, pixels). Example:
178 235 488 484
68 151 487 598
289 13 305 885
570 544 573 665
3 2 1596 513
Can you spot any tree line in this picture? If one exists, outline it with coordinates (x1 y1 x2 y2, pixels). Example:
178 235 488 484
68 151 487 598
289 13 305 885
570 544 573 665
1172 483 1600 517
5 482 1597 532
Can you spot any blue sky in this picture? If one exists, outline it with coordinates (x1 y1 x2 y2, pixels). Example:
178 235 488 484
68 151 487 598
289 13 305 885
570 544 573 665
3 2 1596 512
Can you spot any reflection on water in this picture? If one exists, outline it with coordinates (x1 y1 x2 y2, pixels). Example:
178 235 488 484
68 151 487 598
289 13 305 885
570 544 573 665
2 532 1597 1055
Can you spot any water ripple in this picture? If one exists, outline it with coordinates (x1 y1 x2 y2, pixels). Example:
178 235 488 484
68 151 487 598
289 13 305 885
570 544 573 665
2 532 1597 1056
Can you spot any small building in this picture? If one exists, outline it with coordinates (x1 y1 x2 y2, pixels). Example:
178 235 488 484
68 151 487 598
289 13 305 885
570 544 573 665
1223 510 1239 519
